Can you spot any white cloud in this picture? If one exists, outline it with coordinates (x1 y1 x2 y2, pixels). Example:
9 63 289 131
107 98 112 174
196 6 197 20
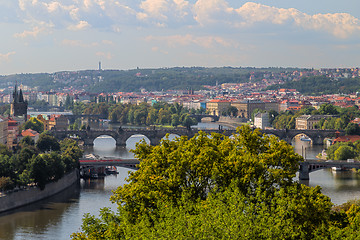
194 0 235 26
102 40 114 45
67 20 90 31
13 26 45 38
61 39 98 47
146 34 236 48
11 0 360 39
193 1 360 38
96 51 113 60
0 51 16 61
137 0 192 25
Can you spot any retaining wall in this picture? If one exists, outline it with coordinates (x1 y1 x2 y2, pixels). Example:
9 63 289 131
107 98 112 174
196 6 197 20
0 169 79 213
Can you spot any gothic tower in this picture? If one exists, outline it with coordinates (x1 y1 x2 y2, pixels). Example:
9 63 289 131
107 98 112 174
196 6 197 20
10 84 28 118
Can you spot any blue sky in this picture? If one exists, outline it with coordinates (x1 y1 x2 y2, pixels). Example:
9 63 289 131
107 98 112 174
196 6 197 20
0 0 359 75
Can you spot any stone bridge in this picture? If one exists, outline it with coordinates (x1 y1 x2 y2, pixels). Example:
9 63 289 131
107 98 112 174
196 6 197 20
189 114 219 122
51 128 234 146
261 129 343 145
50 128 342 146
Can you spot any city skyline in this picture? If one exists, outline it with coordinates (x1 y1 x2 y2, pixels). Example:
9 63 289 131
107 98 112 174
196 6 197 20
0 0 359 75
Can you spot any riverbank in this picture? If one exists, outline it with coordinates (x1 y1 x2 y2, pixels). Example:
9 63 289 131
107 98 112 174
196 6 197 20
0 169 80 213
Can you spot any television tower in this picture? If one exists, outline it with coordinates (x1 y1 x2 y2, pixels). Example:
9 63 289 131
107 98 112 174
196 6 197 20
99 61 102 71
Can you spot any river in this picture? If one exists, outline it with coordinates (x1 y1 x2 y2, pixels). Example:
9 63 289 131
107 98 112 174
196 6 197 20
1 124 360 239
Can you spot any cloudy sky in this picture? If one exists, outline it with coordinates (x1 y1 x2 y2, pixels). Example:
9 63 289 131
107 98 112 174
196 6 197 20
0 0 359 75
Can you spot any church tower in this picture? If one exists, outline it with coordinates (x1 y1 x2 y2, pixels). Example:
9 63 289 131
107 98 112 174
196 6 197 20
10 84 28 118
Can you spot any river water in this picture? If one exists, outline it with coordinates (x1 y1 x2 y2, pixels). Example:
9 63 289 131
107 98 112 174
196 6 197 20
1 124 360 239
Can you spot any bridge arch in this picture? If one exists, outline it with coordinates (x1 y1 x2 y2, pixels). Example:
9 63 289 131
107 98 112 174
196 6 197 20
85 131 120 146
291 133 313 144
189 114 219 122
93 135 117 148
126 134 151 148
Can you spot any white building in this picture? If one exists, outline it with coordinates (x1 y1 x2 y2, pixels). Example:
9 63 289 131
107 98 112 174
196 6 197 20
254 112 270 129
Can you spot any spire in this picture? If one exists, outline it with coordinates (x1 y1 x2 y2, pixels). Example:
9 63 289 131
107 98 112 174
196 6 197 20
13 84 18 103
19 89 24 102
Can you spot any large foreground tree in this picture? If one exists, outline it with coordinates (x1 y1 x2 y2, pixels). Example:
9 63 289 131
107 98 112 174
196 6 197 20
71 125 360 239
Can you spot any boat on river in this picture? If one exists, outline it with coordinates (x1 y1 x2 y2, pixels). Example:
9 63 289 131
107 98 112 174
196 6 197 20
331 167 342 172
300 135 311 142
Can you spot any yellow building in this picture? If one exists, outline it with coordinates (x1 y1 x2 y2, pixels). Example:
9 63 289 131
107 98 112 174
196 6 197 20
295 115 336 130
206 100 231 116
231 100 265 119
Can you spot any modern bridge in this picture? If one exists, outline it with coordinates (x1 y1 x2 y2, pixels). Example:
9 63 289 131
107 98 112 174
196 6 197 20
80 157 353 181
299 159 360 180
79 158 139 168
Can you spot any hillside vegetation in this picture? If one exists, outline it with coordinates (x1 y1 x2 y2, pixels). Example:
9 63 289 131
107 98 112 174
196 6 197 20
267 76 360 95
0 67 300 93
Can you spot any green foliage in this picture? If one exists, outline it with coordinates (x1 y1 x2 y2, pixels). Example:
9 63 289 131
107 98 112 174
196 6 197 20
0 135 81 191
23 117 44 133
345 123 360 135
0 177 14 191
334 146 357 160
267 75 360 95
272 111 296 129
326 142 360 160
36 133 60 152
29 155 48 190
83 102 197 127
74 126 326 239
318 103 340 115
0 104 10 115
272 103 360 132
0 144 12 157
19 136 35 147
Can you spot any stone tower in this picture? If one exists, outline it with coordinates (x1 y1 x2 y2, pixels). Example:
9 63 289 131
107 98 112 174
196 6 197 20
10 84 28 118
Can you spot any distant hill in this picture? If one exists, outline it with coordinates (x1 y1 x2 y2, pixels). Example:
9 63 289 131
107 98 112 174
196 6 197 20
266 76 360 95
0 67 302 93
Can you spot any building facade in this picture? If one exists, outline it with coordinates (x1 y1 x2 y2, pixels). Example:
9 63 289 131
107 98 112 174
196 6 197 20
206 100 231 116
254 112 270 129
295 115 336 130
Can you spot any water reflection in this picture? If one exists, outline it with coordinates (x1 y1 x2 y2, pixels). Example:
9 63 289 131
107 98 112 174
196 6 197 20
0 183 80 240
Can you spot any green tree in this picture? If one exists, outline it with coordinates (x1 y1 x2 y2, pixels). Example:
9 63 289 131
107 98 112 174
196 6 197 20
29 155 48 190
182 115 197 130
36 133 60 152
334 145 357 160
73 126 341 239
23 117 44 133
318 103 340 115
345 123 360 135
112 126 301 222
19 135 35 147
0 143 12 157
226 106 238 117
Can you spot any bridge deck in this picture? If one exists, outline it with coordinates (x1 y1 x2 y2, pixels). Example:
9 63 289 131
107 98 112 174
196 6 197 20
79 158 140 167
303 159 360 168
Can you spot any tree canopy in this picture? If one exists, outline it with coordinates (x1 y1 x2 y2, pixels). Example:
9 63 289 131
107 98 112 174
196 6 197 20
0 136 82 191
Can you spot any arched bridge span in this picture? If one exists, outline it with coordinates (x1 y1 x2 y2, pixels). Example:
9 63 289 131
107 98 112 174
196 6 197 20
50 128 342 146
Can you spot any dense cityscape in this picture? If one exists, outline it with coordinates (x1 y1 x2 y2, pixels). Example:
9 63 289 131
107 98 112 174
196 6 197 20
1 0 360 239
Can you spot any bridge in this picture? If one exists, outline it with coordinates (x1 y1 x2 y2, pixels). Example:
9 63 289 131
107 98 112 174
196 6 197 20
261 129 343 145
79 158 139 168
79 157 353 181
63 114 105 124
50 128 342 146
299 159 360 180
189 114 219 122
